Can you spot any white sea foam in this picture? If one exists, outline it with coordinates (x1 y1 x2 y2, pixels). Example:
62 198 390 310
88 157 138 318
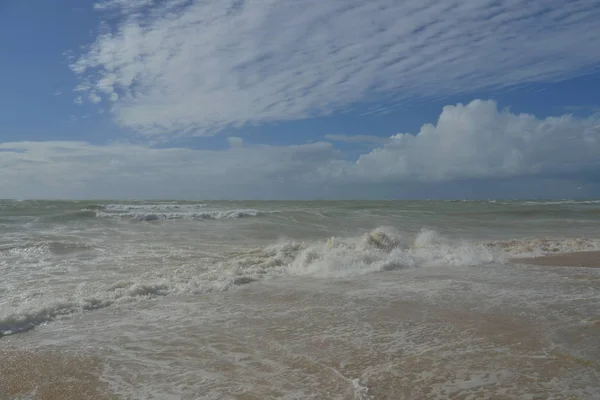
283 227 500 277
0 240 96 258
0 242 49 256
0 282 173 337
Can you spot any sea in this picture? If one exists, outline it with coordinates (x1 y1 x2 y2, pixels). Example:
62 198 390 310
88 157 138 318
1 199 599 399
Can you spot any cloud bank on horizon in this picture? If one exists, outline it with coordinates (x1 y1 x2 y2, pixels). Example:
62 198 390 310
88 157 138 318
71 0 600 136
2 100 599 199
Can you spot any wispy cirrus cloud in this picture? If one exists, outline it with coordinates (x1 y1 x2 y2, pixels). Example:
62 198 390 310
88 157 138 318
70 0 600 137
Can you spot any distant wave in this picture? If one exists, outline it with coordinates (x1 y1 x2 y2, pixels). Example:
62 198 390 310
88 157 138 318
521 200 600 206
95 209 266 221
102 203 208 212
84 203 268 221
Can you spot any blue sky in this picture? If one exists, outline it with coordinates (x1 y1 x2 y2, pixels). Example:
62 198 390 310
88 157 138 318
1 0 600 199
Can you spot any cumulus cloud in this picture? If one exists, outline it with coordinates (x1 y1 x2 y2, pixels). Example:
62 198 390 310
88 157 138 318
71 0 600 137
2 100 599 199
332 100 600 182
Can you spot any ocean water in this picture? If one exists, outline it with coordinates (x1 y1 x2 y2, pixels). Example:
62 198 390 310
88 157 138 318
1 200 599 399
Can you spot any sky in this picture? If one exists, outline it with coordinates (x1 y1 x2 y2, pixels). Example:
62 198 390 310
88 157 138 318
1 0 600 200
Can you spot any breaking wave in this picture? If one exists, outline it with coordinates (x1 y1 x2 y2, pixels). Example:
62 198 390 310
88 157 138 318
0 228 500 337
222 227 501 279
0 283 169 337
2 227 599 337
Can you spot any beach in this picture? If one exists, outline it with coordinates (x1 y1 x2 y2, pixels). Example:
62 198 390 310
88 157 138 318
1 200 599 399
513 251 600 268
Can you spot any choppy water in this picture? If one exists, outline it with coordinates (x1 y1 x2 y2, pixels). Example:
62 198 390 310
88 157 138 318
1 200 600 399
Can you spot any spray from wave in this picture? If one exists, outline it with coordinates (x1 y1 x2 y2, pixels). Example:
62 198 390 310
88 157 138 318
252 227 501 278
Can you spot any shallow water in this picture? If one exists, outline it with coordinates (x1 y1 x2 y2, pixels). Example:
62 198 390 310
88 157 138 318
1 200 599 399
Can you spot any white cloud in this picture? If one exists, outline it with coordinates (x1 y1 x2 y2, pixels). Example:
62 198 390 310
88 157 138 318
0 140 340 199
2 100 599 199
72 0 600 137
74 96 83 105
227 136 244 148
89 92 102 104
330 100 600 183
325 134 390 144
74 84 91 92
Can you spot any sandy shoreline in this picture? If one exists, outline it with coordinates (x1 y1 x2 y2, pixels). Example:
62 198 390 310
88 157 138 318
512 251 600 268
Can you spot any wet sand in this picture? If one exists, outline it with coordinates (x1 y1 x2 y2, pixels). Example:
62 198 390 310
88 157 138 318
512 250 600 268
0 348 110 400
